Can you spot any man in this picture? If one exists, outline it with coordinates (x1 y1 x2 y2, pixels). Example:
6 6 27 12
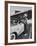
19 13 32 39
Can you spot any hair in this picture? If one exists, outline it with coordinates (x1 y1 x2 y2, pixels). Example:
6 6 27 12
27 10 32 19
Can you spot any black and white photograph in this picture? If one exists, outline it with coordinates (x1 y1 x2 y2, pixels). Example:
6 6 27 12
10 6 32 40
5 1 36 45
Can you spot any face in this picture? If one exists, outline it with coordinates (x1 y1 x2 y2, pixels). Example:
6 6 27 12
24 14 27 18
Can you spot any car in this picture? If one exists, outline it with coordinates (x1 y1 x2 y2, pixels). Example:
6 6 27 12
10 23 24 39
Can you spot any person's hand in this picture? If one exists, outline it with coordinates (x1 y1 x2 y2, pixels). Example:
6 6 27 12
27 19 32 24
